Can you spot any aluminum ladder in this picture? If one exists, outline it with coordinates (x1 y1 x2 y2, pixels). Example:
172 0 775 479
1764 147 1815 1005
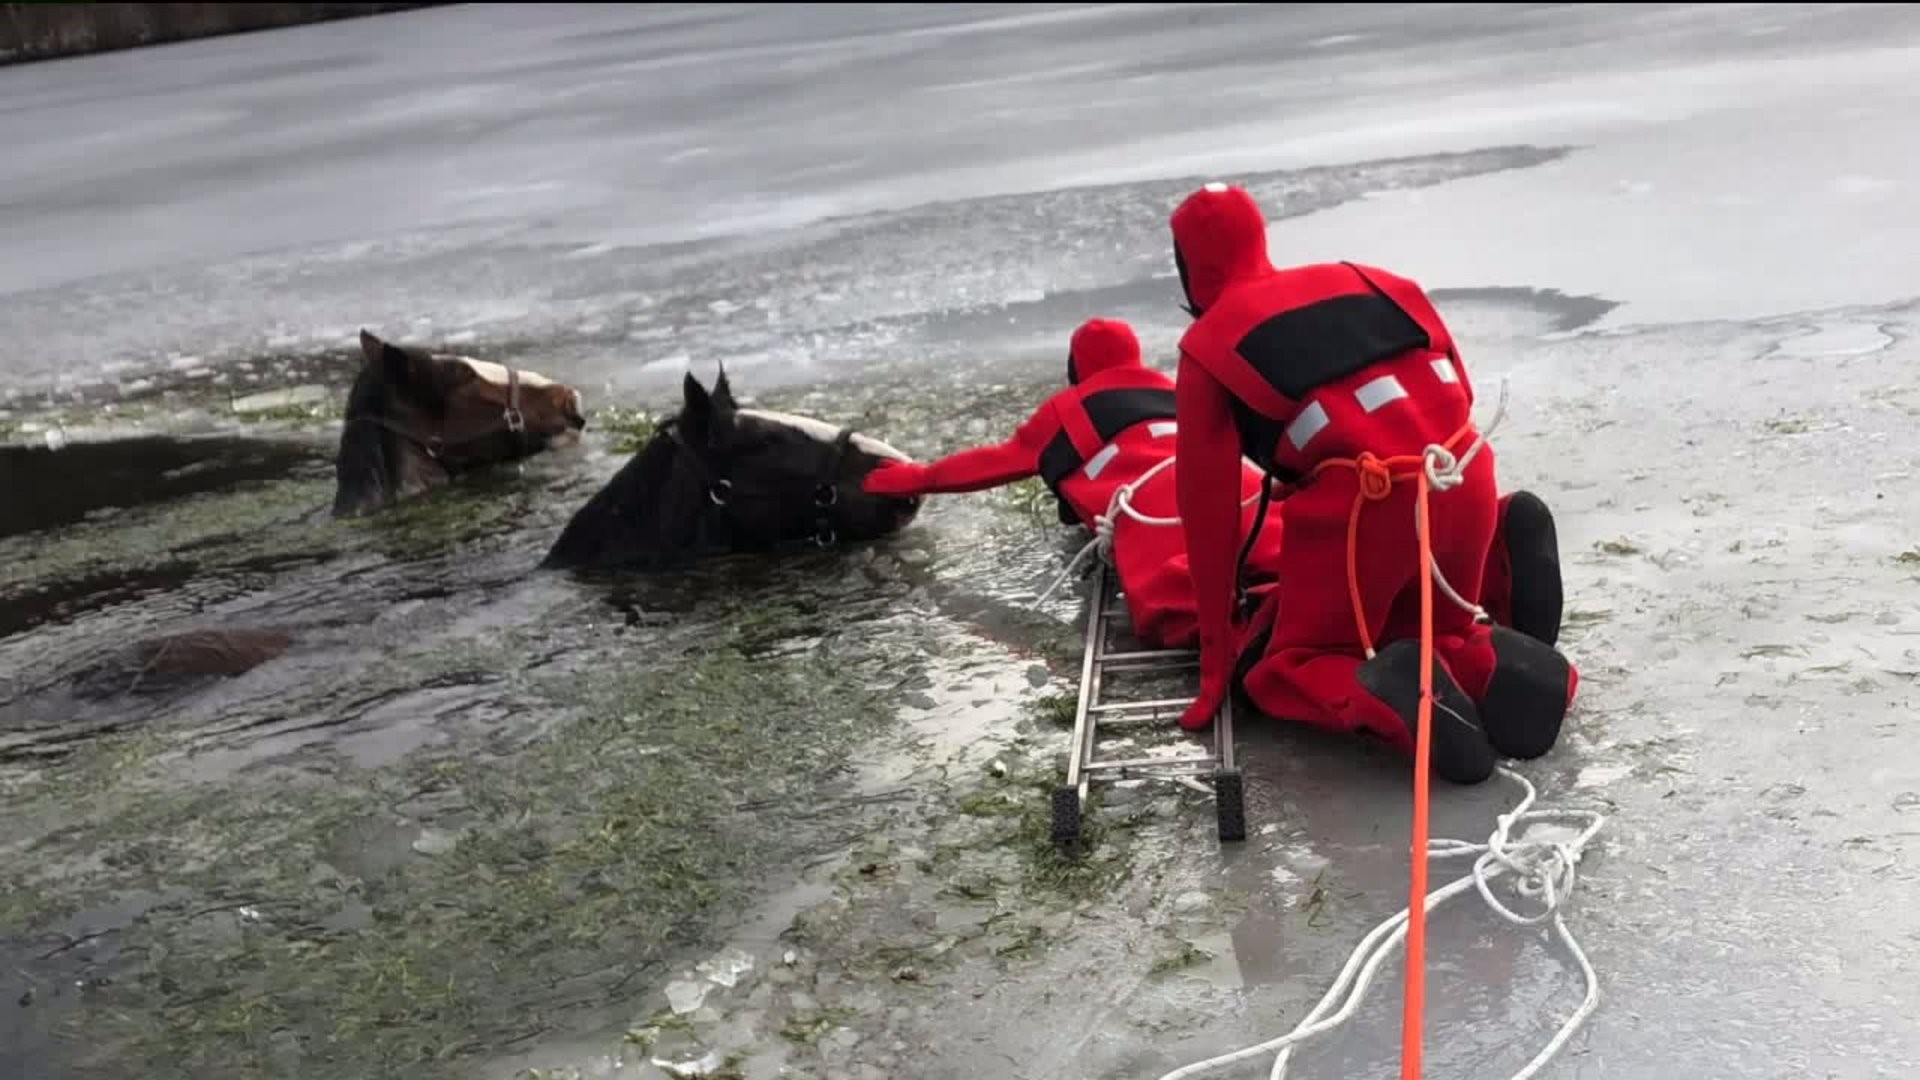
1050 563 1247 847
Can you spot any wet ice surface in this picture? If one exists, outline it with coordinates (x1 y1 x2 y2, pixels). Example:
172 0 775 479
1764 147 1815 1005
5 2 1920 1079
529 302 1920 1080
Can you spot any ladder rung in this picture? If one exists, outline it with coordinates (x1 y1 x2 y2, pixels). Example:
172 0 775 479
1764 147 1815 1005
1089 696 1195 715
1103 649 1198 662
1088 711 1184 728
1105 653 1190 668
1085 754 1221 774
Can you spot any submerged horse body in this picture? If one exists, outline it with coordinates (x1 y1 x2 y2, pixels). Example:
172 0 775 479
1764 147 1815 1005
65 627 296 701
333 330 587 517
543 369 922 571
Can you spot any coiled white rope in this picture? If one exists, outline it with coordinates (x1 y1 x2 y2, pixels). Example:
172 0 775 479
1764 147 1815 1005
1034 378 1511 617
1156 765 1606 1080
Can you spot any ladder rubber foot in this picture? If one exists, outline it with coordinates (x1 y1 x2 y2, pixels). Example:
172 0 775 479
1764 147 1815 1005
1050 785 1084 849
1214 769 1247 843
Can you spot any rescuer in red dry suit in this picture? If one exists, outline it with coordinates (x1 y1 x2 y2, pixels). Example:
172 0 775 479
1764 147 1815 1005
1166 182 1577 785
862 317 1287 650
860 316 1566 665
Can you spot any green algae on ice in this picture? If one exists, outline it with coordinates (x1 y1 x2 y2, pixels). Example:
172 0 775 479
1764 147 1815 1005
1 625 924 1080
0 364 1132 1080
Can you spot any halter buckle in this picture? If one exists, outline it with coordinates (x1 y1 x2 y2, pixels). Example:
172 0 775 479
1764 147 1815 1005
504 406 526 434
708 478 733 506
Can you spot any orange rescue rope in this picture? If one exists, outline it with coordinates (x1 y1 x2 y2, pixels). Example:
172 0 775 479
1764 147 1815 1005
1304 420 1473 1080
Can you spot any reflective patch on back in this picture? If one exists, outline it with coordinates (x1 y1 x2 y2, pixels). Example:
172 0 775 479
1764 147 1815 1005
449 355 555 389
1148 421 1178 438
1355 374 1409 413
1431 358 1458 384
1285 400 1330 452
1083 444 1121 481
738 407 910 462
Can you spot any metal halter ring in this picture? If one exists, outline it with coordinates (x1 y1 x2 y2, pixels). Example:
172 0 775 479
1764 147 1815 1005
814 483 838 508
813 527 838 549
708 479 733 506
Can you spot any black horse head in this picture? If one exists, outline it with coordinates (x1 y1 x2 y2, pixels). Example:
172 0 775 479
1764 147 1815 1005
332 329 587 517
541 368 922 571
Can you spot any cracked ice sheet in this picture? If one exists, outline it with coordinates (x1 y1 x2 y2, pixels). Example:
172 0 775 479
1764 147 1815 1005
5 3 1920 393
1269 36 1920 333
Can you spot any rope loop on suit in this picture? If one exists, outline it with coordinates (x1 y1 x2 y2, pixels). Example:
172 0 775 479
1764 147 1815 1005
1036 455 1261 606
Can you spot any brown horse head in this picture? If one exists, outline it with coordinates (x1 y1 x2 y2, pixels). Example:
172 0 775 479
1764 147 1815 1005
332 330 587 517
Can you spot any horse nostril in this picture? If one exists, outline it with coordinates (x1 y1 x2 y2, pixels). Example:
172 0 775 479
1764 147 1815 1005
569 412 587 430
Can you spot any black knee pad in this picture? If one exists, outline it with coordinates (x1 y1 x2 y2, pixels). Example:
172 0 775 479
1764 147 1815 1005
1502 490 1564 648
1356 640 1496 786
1479 625 1572 760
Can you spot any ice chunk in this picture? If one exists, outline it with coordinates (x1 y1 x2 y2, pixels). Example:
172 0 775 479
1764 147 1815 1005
410 829 458 857
231 385 329 414
654 1049 724 1077
698 947 756 988
665 978 711 1015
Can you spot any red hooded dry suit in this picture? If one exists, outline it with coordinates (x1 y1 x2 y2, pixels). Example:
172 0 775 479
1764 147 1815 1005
1167 183 1577 784
863 317 1286 650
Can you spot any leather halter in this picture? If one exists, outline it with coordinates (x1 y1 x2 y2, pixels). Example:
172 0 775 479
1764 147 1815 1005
344 365 530 470
664 418 859 552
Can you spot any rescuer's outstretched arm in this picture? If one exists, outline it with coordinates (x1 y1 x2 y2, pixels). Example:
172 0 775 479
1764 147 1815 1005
863 403 1056 496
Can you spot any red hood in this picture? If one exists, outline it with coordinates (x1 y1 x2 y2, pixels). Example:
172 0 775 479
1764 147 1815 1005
1066 317 1143 384
1169 183 1272 314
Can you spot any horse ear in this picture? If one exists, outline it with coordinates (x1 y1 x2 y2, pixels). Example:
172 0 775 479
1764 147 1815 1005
363 332 441 400
681 371 717 445
712 364 737 412
682 371 712 414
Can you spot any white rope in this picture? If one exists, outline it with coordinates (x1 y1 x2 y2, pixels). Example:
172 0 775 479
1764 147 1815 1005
1417 377 1507 499
1416 377 1510 627
1155 765 1606 1080
1034 377 1511 617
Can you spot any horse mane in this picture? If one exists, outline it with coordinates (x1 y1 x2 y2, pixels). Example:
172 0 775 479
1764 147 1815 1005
540 418 703 570
332 364 400 516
